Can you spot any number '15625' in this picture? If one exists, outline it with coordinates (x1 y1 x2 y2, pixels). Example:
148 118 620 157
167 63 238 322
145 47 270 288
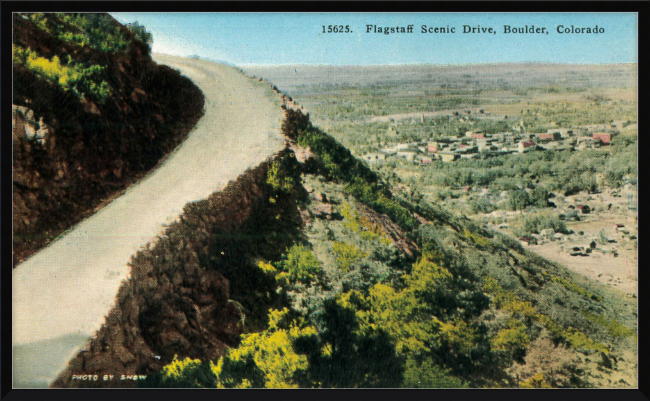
322 25 352 33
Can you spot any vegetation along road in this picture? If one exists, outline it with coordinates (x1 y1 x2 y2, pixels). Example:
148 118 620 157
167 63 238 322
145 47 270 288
12 55 286 388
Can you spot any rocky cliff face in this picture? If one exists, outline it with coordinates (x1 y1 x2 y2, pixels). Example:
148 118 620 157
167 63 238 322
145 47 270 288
12 14 204 266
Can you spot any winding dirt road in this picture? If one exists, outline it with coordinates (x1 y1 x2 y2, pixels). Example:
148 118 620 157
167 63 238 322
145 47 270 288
12 55 285 388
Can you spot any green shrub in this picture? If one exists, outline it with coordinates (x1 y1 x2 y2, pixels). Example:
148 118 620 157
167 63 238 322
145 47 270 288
345 178 416 231
266 159 297 194
141 355 218 388
220 308 316 388
125 21 153 51
470 197 496 214
340 203 392 244
144 309 317 388
275 245 324 286
507 190 531 211
490 319 530 353
403 358 468 388
294 299 405 388
332 242 367 271
23 13 151 54
581 311 634 339
563 329 609 353
462 229 493 249
482 277 537 320
517 213 569 235
483 276 609 353
551 276 602 301
438 319 477 356
519 373 552 388
13 45 111 101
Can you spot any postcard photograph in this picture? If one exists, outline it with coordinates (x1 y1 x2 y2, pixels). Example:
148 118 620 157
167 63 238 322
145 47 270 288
9 9 639 390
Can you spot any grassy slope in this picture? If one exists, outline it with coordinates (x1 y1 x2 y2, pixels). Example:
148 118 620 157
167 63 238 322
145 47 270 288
279 109 637 388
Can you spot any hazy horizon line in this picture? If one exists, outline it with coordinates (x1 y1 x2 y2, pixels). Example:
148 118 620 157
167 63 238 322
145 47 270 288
240 61 638 68
152 53 637 68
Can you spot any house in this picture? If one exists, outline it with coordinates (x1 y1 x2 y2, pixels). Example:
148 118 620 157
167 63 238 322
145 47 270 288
537 133 556 143
471 133 485 140
593 132 611 144
419 157 432 165
614 223 625 232
427 142 438 153
465 130 483 138
518 140 536 153
541 131 563 140
576 205 590 214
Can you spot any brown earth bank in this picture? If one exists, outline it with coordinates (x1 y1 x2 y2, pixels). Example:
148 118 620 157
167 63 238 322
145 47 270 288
51 150 305 388
12 14 204 267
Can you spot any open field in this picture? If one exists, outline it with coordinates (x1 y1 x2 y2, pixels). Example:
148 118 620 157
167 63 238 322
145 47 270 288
244 64 637 130
244 63 637 93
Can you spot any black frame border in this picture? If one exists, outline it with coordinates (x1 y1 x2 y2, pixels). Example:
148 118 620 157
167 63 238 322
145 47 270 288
2 1 646 401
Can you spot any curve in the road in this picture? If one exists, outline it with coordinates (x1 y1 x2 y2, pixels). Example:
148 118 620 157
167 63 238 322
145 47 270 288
12 55 286 388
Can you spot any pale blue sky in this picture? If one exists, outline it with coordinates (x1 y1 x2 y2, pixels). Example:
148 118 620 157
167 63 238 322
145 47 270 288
111 13 637 66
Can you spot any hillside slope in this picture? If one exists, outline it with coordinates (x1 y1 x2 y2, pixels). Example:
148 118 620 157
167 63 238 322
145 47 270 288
12 54 285 388
49 101 636 388
12 13 204 266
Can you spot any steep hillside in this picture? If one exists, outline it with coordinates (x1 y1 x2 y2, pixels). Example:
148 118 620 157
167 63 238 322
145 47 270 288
51 97 636 388
12 13 204 266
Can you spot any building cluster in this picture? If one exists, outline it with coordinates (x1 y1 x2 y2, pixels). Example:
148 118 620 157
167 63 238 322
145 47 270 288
362 123 620 165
